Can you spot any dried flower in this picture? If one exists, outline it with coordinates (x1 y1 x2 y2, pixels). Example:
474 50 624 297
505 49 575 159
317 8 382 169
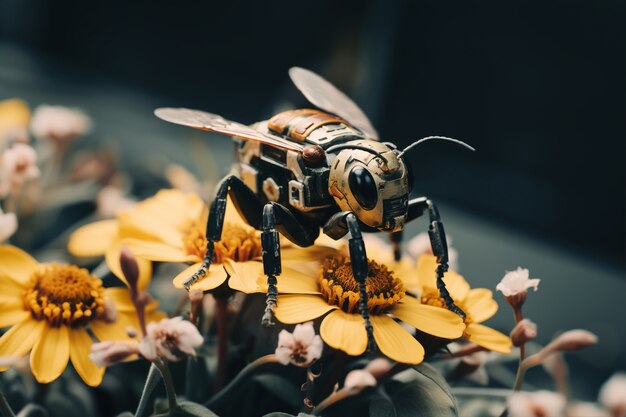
0 208 17 242
510 319 538 347
599 373 626 417
139 317 203 362
89 341 140 367
344 369 377 391
31 105 91 143
275 322 323 368
496 267 540 309
508 390 566 417
0 143 40 195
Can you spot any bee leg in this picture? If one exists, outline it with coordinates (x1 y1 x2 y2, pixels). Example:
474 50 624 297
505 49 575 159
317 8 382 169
183 174 261 290
389 230 403 261
344 213 376 352
425 199 466 320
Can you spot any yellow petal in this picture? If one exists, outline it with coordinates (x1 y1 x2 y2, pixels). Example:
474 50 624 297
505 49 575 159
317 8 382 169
90 320 132 342
0 318 44 368
68 220 119 257
281 245 338 262
173 262 228 292
0 277 27 300
390 258 421 289
69 328 105 386
274 294 336 324
415 254 470 301
464 289 498 323
103 287 136 313
0 245 39 284
121 238 197 263
391 297 465 339
227 260 320 295
320 310 367 356
30 325 70 384
105 240 153 290
371 314 425 364
0 306 30 329
465 323 511 353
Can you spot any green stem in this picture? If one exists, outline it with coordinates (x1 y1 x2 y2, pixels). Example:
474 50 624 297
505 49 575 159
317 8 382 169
0 389 15 417
155 360 179 415
135 364 160 417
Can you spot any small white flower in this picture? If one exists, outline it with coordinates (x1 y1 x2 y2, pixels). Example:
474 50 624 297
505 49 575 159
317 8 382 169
0 209 17 243
31 105 91 142
508 390 566 417
89 341 140 367
407 232 459 270
496 267 540 297
139 316 203 362
599 373 626 417
567 402 610 417
275 322 323 368
344 369 377 391
0 143 40 195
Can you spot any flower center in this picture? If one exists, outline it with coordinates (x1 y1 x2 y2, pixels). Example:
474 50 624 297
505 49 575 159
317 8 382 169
181 216 262 264
319 255 405 314
23 264 105 327
420 287 472 324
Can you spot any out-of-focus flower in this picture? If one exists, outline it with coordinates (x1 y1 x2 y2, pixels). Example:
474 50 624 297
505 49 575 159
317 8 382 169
165 164 202 194
542 330 598 354
507 390 566 417
496 267 540 309
275 322 323 367
567 402 610 417
344 369 377 391
31 105 91 143
0 98 30 145
96 185 136 218
268 250 464 365
407 231 459 270
0 208 17 242
0 245 163 386
599 373 626 417
412 254 512 354
89 340 140 367
510 319 538 347
0 143 40 195
364 358 393 379
139 317 203 362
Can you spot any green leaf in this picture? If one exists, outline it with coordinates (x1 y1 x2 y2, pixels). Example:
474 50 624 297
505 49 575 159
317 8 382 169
155 401 219 417
387 368 457 417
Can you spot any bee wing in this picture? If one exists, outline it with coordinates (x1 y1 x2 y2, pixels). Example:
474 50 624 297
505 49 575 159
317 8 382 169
154 107 304 152
289 67 379 139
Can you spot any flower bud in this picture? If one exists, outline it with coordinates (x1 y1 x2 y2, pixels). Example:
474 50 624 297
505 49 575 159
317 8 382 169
89 341 139 367
364 358 393 380
544 329 598 354
119 247 139 293
510 319 538 347
344 369 377 391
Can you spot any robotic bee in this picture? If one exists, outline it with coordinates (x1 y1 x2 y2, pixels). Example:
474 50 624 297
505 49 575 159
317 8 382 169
155 67 472 349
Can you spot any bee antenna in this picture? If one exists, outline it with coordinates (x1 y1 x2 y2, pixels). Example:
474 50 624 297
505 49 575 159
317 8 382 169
397 136 475 158
325 144 388 164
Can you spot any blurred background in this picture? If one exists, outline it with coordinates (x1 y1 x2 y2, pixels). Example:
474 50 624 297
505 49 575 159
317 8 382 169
1 0 624 400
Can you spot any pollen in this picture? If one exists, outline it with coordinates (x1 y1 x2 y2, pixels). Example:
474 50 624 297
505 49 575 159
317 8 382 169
181 215 262 264
319 255 406 314
23 264 106 327
421 287 472 327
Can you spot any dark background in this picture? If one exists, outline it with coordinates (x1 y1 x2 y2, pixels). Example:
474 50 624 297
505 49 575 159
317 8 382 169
1 0 624 267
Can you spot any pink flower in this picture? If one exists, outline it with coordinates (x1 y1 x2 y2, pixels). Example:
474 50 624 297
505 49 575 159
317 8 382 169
496 267 540 309
508 390 566 417
139 317 203 362
275 322 323 367
0 143 39 195
31 105 91 143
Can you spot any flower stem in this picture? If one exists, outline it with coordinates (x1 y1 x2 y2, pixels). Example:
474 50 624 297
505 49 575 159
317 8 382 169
213 296 228 394
513 308 526 362
155 360 179 415
135 363 161 417
0 389 15 417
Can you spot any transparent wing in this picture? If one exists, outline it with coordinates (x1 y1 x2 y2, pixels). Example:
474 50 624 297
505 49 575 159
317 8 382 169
154 107 304 152
289 67 379 139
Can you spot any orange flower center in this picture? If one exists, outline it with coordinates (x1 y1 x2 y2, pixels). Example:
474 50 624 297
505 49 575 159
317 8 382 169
23 264 105 327
319 255 405 314
181 216 262 264
420 287 472 324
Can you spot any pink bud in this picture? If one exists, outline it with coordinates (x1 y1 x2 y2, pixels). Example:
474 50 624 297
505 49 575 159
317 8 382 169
510 319 538 347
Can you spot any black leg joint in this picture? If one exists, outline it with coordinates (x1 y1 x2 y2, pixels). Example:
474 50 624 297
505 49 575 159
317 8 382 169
261 204 282 327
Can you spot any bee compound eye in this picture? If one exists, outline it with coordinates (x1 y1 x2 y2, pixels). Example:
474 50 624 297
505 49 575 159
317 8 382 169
349 166 378 210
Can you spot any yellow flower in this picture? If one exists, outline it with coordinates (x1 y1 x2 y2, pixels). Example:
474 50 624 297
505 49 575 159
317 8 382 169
110 189 331 292
0 98 30 142
230 250 465 365
0 245 162 386
413 254 512 354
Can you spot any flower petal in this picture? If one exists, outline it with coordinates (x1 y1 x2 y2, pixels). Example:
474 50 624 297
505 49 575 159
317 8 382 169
275 294 336 324
103 287 136 313
173 262 229 291
416 254 470 301
0 318 44 369
67 220 119 257
224 259 263 294
90 320 132 342
0 306 30 329
105 241 153 290
281 245 338 262
0 245 39 284
464 289 498 323
465 323 512 354
392 297 465 339
320 310 367 356
122 238 197 263
371 314 425 364
30 325 70 383
69 327 105 386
